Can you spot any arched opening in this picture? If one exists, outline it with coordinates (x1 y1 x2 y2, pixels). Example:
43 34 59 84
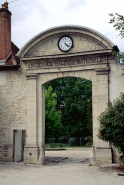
44 77 92 165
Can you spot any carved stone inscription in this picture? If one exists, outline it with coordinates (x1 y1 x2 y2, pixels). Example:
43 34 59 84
27 56 107 69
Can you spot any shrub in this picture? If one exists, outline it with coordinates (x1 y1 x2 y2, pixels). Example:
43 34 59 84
98 93 124 163
68 138 76 146
86 142 93 147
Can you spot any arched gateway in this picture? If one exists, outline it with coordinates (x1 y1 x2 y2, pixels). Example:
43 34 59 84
18 25 123 165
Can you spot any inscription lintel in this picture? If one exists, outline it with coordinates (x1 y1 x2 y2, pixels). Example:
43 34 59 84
27 56 107 69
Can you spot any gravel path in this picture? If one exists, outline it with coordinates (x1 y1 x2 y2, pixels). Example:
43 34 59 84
0 148 123 185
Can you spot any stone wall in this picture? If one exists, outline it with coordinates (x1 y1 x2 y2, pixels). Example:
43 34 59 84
109 58 124 101
0 68 27 162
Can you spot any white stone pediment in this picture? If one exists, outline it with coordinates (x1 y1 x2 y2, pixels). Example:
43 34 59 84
27 34 106 57
18 25 114 58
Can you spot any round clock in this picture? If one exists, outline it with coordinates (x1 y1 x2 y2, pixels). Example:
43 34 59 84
58 35 73 52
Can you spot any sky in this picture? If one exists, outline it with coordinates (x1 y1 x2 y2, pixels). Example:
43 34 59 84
0 0 124 52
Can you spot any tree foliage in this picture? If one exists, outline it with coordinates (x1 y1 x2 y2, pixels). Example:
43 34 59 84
109 13 124 63
98 93 124 163
86 96 92 136
109 13 124 38
45 86 62 138
46 77 92 137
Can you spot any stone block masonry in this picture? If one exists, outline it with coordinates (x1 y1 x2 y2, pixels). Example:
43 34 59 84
0 68 27 162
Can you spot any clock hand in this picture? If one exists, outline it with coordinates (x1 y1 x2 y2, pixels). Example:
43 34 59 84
65 43 69 47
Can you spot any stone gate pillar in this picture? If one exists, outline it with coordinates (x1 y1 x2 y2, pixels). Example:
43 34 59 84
91 67 112 164
24 74 38 164
37 82 45 165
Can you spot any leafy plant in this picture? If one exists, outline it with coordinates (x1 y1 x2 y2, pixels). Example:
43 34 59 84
98 93 124 163
68 138 76 146
109 13 124 38
45 86 62 138
86 142 93 147
109 13 124 64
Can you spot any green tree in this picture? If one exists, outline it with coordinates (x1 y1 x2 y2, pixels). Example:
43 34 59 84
86 96 92 136
109 13 124 62
98 93 124 163
109 13 124 38
45 86 62 139
46 77 92 137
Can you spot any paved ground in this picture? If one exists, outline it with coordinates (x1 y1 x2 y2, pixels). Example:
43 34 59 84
0 148 124 185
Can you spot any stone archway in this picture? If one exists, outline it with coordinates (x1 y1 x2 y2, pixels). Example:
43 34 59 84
18 25 115 165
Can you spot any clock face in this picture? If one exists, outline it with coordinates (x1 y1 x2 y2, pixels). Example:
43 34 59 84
58 36 73 52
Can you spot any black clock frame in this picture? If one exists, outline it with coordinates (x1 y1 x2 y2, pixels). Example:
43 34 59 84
58 35 73 52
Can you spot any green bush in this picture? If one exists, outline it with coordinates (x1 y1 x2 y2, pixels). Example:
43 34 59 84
49 138 55 143
98 93 124 163
86 142 93 147
68 138 76 146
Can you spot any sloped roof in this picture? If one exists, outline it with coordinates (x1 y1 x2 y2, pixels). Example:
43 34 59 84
5 42 20 65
